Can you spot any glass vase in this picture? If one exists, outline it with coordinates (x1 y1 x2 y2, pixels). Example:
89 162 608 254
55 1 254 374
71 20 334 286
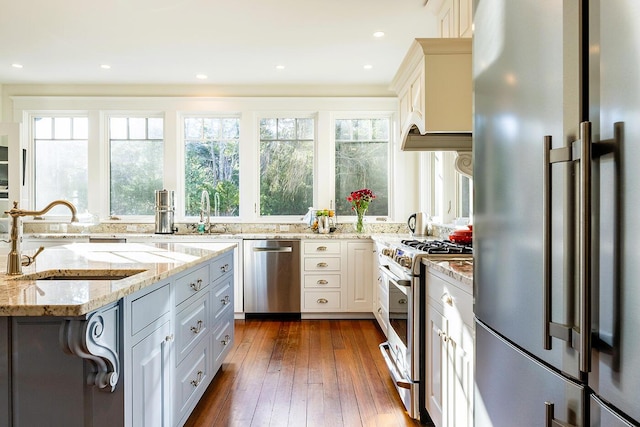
354 209 366 233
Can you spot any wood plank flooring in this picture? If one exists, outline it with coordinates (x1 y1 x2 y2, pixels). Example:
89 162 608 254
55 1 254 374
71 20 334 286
185 319 421 427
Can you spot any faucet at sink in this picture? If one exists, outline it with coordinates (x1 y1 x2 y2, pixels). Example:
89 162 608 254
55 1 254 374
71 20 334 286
199 190 211 233
5 199 79 275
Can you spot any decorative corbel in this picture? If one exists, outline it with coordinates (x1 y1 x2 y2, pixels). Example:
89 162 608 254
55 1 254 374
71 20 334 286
59 309 120 392
455 151 473 178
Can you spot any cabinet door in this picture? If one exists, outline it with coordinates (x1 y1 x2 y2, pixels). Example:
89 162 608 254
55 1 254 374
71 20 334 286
448 329 473 427
346 242 374 311
132 320 172 427
426 303 447 427
438 0 455 37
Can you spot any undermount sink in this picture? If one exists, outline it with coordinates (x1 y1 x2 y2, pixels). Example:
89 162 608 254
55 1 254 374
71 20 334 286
11 269 147 281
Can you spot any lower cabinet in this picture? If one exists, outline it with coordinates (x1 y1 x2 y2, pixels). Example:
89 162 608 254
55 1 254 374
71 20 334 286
123 250 235 427
131 318 172 427
3 247 234 426
301 239 374 315
424 266 473 427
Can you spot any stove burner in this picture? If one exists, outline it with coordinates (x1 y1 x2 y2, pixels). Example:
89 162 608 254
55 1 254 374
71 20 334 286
400 239 473 255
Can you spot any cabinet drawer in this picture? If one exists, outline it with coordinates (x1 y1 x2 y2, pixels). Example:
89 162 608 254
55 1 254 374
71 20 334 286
130 282 171 336
210 252 233 283
174 338 212 424
304 241 341 254
211 276 233 322
427 269 473 328
303 274 341 288
175 264 210 306
303 291 342 311
304 257 341 271
175 292 210 364
212 314 234 367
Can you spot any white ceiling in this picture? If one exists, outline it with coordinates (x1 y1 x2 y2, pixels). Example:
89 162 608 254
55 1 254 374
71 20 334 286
0 0 439 87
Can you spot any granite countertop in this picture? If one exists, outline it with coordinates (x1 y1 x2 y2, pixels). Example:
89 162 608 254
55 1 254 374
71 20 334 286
22 232 376 240
423 258 473 288
0 242 236 317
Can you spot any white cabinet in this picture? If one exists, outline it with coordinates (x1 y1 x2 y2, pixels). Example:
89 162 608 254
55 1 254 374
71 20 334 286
390 39 472 151
437 0 472 38
373 244 389 335
301 239 374 315
424 266 473 427
301 241 344 312
346 241 374 312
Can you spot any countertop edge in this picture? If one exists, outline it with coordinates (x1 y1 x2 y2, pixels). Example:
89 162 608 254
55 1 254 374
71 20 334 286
0 243 236 317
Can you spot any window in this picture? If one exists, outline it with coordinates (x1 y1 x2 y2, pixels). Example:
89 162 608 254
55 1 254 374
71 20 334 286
259 117 314 216
34 116 88 215
184 117 240 217
334 118 389 216
109 117 163 216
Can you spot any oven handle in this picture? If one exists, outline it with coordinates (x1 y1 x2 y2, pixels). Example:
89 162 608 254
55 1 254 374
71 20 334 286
379 342 412 389
379 265 412 288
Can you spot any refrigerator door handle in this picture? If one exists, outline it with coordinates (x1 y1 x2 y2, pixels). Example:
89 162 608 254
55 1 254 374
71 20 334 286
545 402 577 427
544 123 597 373
577 121 593 373
543 136 575 350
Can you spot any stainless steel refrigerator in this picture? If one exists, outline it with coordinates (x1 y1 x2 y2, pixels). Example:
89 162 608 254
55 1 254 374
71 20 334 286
473 0 640 425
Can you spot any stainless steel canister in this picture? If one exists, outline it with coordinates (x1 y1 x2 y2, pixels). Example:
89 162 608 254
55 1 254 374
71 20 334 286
155 189 176 234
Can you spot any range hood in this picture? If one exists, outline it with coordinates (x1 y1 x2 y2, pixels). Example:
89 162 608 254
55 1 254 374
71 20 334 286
390 38 472 152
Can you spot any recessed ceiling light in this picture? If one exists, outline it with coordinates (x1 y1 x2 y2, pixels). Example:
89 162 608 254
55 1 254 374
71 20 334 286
373 31 385 38
196 74 208 79
100 64 111 69
363 64 373 70
275 65 285 70
11 63 23 69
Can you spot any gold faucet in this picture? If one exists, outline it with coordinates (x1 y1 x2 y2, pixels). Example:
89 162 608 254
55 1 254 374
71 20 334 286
5 200 79 275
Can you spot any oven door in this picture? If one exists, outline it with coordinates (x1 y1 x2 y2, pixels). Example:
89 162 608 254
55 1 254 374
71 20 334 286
378 265 419 418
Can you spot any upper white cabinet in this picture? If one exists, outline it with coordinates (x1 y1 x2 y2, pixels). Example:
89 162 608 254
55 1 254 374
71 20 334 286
390 39 472 151
437 0 473 38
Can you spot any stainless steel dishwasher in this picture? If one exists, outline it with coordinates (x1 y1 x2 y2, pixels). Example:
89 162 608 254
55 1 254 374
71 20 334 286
243 239 300 317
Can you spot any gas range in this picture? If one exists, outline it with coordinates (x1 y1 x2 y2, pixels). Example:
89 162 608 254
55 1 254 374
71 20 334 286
379 238 473 277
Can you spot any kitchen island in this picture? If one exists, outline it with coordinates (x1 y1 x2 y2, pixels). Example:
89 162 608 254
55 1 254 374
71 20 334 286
0 241 236 427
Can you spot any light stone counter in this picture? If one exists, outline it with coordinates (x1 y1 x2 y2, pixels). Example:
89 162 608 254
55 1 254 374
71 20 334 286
424 258 473 288
0 241 236 317
22 231 375 240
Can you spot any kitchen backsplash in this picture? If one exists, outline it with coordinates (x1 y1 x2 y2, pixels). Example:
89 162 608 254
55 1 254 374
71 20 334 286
20 220 461 239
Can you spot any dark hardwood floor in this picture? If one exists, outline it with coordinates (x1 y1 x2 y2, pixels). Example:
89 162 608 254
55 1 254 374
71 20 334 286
185 319 421 427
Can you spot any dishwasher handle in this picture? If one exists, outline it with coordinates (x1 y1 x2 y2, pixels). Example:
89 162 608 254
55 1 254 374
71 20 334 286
252 247 293 253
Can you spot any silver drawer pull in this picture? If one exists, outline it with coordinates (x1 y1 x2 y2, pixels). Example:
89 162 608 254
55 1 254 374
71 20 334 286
165 334 174 343
190 370 203 387
317 298 328 304
190 278 203 291
317 262 328 268
221 334 231 346
317 246 328 251
221 295 231 305
220 263 230 273
317 279 328 285
190 320 204 334
398 298 407 305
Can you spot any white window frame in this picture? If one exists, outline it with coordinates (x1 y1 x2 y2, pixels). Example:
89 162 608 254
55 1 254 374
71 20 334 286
14 96 403 224
104 111 166 221
330 113 394 223
178 112 242 221
25 110 91 221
